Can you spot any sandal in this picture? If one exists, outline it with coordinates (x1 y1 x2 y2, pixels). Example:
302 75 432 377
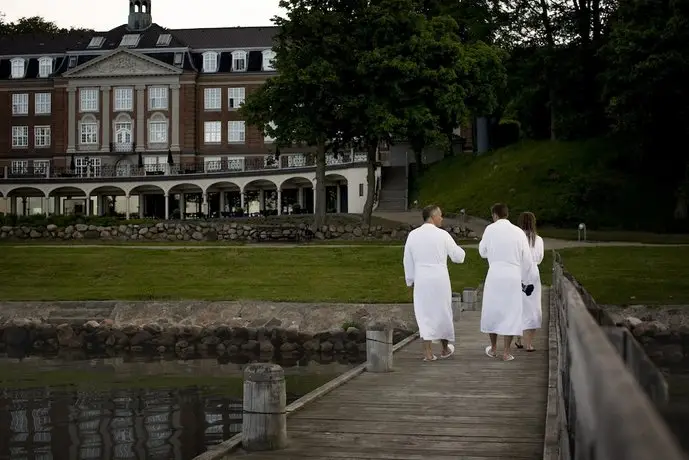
440 344 455 359
485 346 497 358
423 355 438 361
503 354 515 361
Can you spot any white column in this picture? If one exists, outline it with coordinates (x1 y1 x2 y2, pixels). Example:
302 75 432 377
202 192 208 217
336 184 341 213
259 189 265 211
67 88 76 153
277 189 282 215
85 194 90 216
298 187 304 207
170 84 180 152
135 85 145 152
219 192 225 216
100 85 111 152
180 193 186 219
240 188 245 211
164 193 169 220
125 195 131 220
138 194 144 217
54 196 60 215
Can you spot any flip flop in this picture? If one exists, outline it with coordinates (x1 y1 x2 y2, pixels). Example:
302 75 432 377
515 342 524 349
503 354 515 361
423 355 438 361
485 346 497 358
440 344 455 359
526 348 535 353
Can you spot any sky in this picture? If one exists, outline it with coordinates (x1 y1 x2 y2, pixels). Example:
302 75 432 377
1 0 286 30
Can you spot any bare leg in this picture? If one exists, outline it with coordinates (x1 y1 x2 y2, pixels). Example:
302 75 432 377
524 329 536 350
440 339 449 355
503 335 513 360
422 340 434 360
489 333 497 354
515 336 523 348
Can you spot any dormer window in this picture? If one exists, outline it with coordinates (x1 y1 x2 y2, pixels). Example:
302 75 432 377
156 34 172 46
232 51 247 72
173 52 183 66
87 36 105 48
202 51 219 73
120 34 141 47
10 58 25 79
68 56 78 68
262 49 276 71
38 57 53 78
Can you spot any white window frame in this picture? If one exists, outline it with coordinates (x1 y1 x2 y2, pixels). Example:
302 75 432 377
173 52 184 65
12 126 29 148
75 157 102 177
228 121 246 143
114 87 133 111
204 156 222 172
262 49 275 71
202 52 219 73
204 88 221 111
148 117 168 144
80 88 99 112
87 36 105 48
11 160 28 174
228 87 245 110
10 58 25 78
120 34 141 47
148 86 168 110
33 160 50 175
231 51 247 72
80 120 99 145
35 93 51 115
38 57 53 78
264 121 277 143
12 93 29 115
156 34 172 46
204 121 222 144
143 156 167 173
115 121 133 146
34 126 51 148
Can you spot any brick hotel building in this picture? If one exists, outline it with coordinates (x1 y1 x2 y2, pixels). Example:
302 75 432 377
0 0 377 218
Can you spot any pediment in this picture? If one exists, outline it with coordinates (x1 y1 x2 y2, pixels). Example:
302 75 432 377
63 49 182 78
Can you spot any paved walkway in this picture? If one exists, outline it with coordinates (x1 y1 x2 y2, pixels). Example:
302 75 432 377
225 303 549 459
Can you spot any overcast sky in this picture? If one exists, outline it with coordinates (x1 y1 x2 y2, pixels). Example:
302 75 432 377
1 0 285 30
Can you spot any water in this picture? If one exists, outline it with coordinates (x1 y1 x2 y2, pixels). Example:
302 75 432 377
0 354 356 459
662 372 689 454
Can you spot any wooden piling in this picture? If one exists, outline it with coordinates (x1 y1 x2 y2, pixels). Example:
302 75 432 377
366 322 393 373
242 363 287 451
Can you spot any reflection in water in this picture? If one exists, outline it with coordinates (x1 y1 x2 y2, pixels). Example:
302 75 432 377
0 356 354 459
662 372 689 454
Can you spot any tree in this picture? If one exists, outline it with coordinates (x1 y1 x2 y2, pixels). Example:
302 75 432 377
0 14 93 35
240 0 352 229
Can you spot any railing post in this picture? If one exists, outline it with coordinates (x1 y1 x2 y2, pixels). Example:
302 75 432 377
452 292 461 320
3 165 7 179
242 363 287 451
462 288 478 311
366 322 393 373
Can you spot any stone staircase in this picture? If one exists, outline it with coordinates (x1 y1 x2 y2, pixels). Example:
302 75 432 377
376 166 408 211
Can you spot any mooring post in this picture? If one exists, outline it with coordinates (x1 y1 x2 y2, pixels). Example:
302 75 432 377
366 322 393 373
242 363 287 451
462 288 478 311
451 292 462 320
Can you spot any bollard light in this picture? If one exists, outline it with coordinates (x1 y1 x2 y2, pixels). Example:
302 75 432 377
577 223 587 242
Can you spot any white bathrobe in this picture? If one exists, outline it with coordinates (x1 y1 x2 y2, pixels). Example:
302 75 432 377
522 234 544 330
478 219 533 336
403 223 466 342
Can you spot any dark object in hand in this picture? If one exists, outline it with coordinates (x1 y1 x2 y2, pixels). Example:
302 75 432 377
522 283 534 296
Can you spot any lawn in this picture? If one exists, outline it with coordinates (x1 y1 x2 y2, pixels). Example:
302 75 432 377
538 228 689 245
1 246 687 305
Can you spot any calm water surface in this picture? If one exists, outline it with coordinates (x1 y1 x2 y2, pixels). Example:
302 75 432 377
0 354 356 460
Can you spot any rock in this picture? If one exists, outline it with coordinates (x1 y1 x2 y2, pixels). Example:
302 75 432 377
130 331 153 346
280 342 298 352
625 316 643 328
259 340 274 353
320 341 334 352
241 340 259 351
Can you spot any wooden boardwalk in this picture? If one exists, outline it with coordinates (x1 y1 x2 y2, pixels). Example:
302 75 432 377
231 295 549 460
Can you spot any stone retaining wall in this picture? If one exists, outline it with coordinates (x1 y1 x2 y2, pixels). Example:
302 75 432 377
0 318 414 359
0 221 476 242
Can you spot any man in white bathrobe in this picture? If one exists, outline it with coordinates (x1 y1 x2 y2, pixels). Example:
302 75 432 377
478 203 533 361
403 205 466 361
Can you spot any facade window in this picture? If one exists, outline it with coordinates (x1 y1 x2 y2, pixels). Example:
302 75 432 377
35 93 51 115
38 57 53 78
87 36 105 48
204 88 221 110
148 118 168 144
34 126 51 148
173 52 184 65
10 58 25 78
262 49 275 71
80 120 99 144
115 121 133 146
144 156 167 173
202 52 218 73
80 88 99 112
114 87 133 111
12 93 29 115
204 121 222 144
12 126 29 148
68 56 77 68
231 51 247 72
228 88 245 109
120 34 141 47
204 156 222 172
75 157 102 177
34 160 50 175
11 160 28 175
148 86 168 110
228 121 246 143
264 121 277 143
156 34 172 46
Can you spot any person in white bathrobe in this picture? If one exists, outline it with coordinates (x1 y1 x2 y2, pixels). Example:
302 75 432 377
403 205 466 362
514 211 545 352
478 203 533 361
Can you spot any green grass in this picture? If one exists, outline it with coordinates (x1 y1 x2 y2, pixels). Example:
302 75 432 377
416 138 675 231
1 246 688 305
539 228 689 244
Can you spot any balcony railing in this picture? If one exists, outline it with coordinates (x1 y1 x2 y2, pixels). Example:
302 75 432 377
110 142 136 153
1 152 369 181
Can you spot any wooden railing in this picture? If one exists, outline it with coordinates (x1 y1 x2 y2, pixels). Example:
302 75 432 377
546 251 684 460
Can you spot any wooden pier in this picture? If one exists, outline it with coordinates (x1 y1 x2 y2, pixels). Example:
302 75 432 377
228 297 549 459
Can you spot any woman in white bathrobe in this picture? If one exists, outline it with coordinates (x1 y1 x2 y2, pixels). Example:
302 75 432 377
515 212 544 352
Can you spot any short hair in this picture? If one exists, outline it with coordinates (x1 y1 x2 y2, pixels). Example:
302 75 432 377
422 205 440 221
491 203 509 219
